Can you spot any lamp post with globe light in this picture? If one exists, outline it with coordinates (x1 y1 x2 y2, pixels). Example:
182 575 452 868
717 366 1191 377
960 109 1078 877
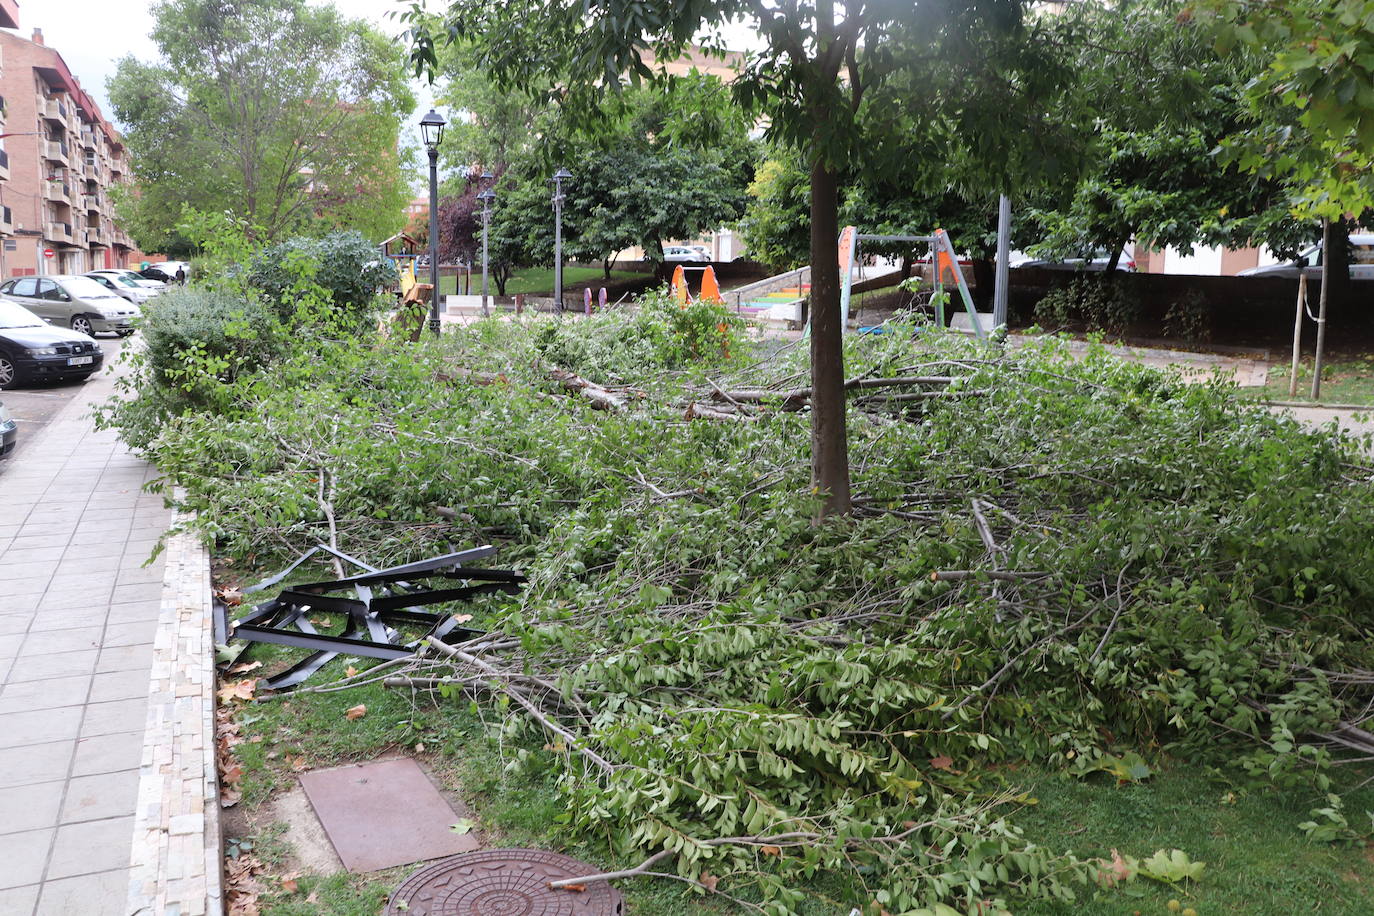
419 109 446 335
478 170 495 318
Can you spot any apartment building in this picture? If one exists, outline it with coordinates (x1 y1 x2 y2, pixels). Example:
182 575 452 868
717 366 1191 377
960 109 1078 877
0 26 137 278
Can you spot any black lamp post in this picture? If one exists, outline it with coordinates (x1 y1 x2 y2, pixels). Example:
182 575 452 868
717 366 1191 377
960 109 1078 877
477 177 495 319
419 109 446 335
550 167 572 310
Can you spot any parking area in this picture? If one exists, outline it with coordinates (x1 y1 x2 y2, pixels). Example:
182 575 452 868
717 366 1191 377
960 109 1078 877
1 336 132 465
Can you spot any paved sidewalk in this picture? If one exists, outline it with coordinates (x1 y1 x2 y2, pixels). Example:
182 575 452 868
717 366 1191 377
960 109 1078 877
0 364 171 915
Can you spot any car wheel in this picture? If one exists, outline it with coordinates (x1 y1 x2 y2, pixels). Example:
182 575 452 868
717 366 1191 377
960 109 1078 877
117 330 135 337
70 315 94 336
0 355 15 389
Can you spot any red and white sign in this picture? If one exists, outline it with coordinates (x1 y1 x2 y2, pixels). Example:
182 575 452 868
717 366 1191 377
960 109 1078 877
42 248 54 259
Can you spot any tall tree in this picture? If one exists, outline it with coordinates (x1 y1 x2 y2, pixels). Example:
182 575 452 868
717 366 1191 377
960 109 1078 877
110 0 415 248
405 0 1069 518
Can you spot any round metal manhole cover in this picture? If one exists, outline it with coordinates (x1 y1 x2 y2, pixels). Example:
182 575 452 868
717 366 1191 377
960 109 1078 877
386 848 625 915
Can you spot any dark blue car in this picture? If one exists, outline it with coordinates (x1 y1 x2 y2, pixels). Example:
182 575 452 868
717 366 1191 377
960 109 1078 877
0 300 103 390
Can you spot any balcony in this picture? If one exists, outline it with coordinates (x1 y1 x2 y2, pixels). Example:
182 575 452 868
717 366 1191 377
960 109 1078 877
1 207 12 234
41 97 68 124
86 226 107 246
45 220 72 243
0 149 8 182
42 181 72 204
79 129 97 150
43 140 69 166
82 193 102 211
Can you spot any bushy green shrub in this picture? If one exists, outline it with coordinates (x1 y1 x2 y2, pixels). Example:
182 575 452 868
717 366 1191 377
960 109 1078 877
98 287 283 448
247 230 394 320
1163 288 1213 344
1033 274 1142 335
532 287 746 382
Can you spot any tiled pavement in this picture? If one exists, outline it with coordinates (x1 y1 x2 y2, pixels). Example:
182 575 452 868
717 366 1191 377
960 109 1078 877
0 367 171 915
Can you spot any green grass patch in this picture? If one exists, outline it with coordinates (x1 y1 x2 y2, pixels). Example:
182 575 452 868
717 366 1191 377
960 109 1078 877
437 267 652 297
1015 765 1374 915
1259 354 1374 405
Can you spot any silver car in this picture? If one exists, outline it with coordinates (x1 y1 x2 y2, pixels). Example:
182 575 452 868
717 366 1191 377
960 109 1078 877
0 275 139 337
85 272 157 306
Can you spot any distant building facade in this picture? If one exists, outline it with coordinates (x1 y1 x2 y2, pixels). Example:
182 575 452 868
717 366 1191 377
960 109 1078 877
0 27 137 277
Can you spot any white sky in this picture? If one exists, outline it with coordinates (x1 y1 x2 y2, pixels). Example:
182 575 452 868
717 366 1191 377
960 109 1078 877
9 0 432 130
13 0 759 140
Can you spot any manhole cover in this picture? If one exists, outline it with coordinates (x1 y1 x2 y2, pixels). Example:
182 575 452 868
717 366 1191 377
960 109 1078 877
385 848 625 915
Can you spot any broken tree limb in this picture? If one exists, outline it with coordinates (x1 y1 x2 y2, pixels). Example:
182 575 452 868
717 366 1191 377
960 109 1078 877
930 569 1049 582
423 637 616 773
548 368 626 411
685 403 758 422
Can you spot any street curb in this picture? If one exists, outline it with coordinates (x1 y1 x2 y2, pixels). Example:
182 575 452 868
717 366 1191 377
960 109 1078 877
1262 400 1374 412
127 493 224 916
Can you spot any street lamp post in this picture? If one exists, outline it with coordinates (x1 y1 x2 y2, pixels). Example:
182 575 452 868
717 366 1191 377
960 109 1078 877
478 170 495 318
419 109 446 336
550 167 571 311
478 187 495 318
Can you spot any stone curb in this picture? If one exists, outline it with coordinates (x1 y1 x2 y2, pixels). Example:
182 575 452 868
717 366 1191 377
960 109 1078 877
126 493 223 916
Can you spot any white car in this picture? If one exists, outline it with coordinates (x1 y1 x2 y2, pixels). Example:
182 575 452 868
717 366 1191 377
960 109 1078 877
0 275 139 337
85 272 157 305
1238 234 1374 279
154 260 190 281
90 268 165 292
663 245 710 262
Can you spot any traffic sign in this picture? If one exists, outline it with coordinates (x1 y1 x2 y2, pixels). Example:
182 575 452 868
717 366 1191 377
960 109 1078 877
42 248 54 259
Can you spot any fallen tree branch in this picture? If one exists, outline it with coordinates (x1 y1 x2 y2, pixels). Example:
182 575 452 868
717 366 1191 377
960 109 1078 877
549 368 627 411
930 569 1050 582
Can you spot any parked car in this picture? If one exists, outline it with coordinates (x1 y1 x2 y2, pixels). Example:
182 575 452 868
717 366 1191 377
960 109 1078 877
154 260 190 281
0 300 103 389
0 275 139 337
85 271 157 305
90 268 165 292
0 397 15 457
138 266 175 283
1238 234 1374 279
664 245 710 262
1011 247 1136 271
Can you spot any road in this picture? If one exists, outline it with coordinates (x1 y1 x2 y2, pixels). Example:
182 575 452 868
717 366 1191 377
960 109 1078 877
1 335 133 465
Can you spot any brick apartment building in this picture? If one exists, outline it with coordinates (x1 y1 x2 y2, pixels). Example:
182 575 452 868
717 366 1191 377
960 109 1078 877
0 24 138 278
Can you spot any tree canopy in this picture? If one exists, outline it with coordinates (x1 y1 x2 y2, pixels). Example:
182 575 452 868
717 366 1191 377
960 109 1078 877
110 0 415 249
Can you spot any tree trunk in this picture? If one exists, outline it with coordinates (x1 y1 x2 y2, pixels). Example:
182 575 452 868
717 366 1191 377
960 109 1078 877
1325 218 1353 314
900 252 913 281
808 155 852 519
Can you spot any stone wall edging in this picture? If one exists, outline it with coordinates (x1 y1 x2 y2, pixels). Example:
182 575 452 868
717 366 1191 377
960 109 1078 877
126 495 223 916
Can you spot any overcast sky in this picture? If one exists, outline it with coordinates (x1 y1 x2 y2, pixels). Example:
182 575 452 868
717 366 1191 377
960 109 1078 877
11 0 431 131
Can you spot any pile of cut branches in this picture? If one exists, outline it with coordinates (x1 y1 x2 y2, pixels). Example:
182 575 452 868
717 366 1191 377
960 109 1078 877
125 313 1374 914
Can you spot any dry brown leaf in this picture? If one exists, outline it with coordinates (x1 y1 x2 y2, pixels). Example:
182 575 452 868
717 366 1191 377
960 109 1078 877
304 891 319 905
215 586 244 607
760 845 782 857
287 754 308 771
217 679 257 704
415 742 426 753
930 755 955 771
558 883 587 893
452 613 474 624
280 876 299 894
222 763 244 785
344 704 367 721
228 661 262 675
699 872 719 892
344 666 359 678
219 785 241 809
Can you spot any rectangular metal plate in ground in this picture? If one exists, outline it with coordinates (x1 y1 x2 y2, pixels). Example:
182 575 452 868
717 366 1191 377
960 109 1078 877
298 757 480 872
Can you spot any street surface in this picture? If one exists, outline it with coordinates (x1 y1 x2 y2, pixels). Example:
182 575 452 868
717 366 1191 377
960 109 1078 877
1 336 132 466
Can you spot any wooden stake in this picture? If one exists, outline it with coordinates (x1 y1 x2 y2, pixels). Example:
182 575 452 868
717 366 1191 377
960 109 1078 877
1312 219 1332 401
1289 272 1306 398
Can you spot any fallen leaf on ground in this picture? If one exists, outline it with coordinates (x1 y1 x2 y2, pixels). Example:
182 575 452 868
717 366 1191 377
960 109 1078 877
215 586 244 607
452 613 474 624
217 679 257 704
222 763 244 785
344 704 367 720
279 875 299 893
345 666 359 678
699 872 719 892
449 818 476 835
228 661 262 675
761 845 781 857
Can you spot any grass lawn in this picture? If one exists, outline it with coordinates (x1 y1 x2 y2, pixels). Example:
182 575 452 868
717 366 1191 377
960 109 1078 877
226 641 1374 916
1259 354 1374 405
1015 765 1374 915
437 267 652 297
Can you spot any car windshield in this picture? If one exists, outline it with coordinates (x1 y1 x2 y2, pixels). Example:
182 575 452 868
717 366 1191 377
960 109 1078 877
0 300 45 329
60 276 120 299
105 273 142 288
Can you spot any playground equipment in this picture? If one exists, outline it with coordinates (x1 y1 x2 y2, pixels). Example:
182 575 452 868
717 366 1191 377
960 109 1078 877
670 263 727 305
839 227 986 339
